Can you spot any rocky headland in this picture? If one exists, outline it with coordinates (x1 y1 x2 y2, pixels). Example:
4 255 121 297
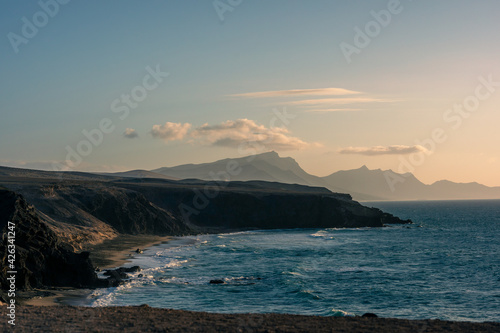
0 166 410 295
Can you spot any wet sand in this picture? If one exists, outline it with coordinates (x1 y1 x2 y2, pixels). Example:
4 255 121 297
1 306 498 333
85 234 173 269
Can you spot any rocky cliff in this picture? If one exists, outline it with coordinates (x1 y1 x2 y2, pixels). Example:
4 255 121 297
117 181 406 230
0 188 101 293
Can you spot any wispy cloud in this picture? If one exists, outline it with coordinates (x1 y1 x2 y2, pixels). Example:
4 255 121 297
229 87 394 114
151 122 192 142
190 118 316 150
290 97 388 106
305 108 363 113
338 145 427 156
123 128 139 139
230 87 360 98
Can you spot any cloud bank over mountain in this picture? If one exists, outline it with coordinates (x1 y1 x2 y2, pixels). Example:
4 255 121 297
338 145 427 156
151 119 316 151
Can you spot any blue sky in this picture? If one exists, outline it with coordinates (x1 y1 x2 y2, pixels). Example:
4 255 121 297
1 1 500 185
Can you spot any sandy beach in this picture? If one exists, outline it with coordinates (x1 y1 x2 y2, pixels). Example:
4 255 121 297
85 234 173 269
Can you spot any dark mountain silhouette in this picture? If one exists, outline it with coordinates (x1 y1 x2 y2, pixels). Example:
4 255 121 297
152 151 326 187
323 166 500 201
322 166 429 201
150 152 500 201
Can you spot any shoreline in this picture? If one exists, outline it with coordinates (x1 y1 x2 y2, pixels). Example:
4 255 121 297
20 234 175 307
86 234 174 270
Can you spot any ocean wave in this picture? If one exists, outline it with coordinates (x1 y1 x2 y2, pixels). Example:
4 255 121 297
218 231 257 237
327 309 356 317
335 266 391 273
223 276 262 284
297 289 321 300
309 230 334 239
309 230 327 237
325 227 369 231
90 276 158 307
92 258 191 307
156 275 262 286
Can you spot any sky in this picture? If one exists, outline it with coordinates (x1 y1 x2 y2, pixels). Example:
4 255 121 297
1 0 500 186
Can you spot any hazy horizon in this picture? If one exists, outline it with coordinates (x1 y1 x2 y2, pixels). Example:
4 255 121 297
2 1 500 186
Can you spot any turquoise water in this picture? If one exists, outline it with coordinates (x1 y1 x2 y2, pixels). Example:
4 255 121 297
91 200 500 322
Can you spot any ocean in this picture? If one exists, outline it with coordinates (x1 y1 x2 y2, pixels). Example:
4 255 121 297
89 200 500 322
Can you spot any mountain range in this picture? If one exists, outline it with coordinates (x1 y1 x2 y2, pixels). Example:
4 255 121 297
111 151 500 201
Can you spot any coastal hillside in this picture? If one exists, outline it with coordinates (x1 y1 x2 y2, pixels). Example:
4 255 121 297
0 167 410 291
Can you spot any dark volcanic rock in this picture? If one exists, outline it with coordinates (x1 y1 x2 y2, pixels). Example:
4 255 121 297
209 280 225 284
119 182 411 231
103 270 128 279
0 189 102 291
103 266 141 278
122 266 141 273
47 186 192 235
173 191 407 229
100 266 141 287
79 187 187 235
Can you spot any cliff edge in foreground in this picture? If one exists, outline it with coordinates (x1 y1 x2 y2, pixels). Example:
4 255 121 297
0 188 101 296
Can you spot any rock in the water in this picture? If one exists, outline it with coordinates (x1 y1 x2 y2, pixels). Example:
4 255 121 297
209 280 225 284
123 266 141 273
100 266 142 287
103 270 128 280
362 313 378 318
